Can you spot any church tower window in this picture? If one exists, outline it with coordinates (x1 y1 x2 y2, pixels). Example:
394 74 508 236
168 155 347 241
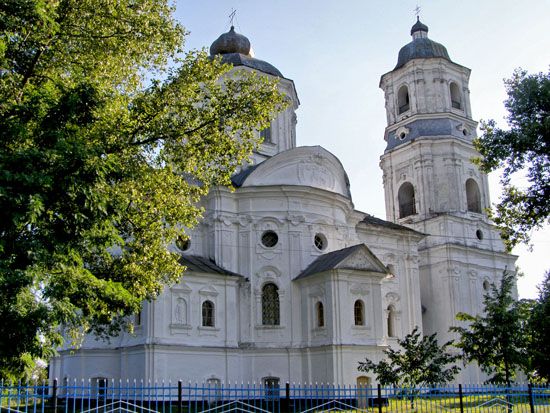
354 300 365 326
397 85 410 114
450 82 462 109
466 178 481 213
262 283 280 325
316 301 324 327
202 300 215 327
398 182 416 218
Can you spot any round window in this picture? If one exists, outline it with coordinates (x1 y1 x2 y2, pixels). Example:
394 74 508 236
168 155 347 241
176 236 190 251
314 233 327 251
261 230 278 248
476 229 484 241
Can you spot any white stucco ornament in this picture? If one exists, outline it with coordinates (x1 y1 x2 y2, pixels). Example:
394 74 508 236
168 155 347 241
242 146 351 198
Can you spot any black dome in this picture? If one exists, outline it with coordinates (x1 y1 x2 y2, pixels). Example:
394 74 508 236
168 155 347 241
410 17 429 35
210 26 251 56
394 19 452 70
210 27 283 77
395 38 451 69
218 53 283 77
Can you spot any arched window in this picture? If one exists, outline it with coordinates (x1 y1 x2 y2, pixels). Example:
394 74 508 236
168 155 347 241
202 300 215 327
466 178 481 213
262 283 280 325
387 305 396 337
398 182 416 218
354 300 365 326
397 85 410 114
450 82 462 109
316 302 324 327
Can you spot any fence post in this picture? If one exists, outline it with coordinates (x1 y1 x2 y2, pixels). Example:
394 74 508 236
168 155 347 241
377 384 382 413
458 384 464 413
528 383 534 413
284 382 290 413
52 378 58 413
177 380 182 413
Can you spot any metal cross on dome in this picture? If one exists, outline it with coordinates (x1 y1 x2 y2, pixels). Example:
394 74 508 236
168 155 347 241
414 5 421 19
229 8 237 26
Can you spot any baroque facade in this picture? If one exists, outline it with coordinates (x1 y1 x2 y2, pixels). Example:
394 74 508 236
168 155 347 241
50 19 516 386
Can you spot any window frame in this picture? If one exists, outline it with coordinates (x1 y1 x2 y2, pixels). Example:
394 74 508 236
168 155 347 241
202 300 215 327
261 283 280 326
354 300 365 326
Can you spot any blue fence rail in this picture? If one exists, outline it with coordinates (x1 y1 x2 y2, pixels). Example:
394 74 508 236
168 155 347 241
1 380 549 413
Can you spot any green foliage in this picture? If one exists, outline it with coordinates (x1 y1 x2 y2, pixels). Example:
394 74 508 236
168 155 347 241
0 0 286 378
358 327 460 389
527 271 550 381
474 69 550 250
451 271 528 384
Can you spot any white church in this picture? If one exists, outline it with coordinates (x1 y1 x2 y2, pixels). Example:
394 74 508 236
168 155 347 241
50 18 516 386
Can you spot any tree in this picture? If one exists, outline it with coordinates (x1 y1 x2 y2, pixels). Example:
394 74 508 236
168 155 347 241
0 0 285 379
451 271 528 384
474 69 550 250
527 271 550 381
358 327 460 407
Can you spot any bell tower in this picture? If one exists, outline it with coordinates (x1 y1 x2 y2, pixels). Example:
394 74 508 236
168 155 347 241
378 18 516 383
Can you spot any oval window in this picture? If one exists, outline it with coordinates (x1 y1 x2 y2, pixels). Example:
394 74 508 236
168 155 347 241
261 230 279 248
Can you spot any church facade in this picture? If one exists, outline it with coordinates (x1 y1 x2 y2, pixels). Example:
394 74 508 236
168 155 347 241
50 19 516 386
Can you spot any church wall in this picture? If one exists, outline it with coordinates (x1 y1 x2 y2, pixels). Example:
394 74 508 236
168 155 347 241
418 241 516 343
357 226 423 337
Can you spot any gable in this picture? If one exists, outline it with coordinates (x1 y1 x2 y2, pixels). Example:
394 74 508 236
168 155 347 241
295 244 389 280
335 246 389 273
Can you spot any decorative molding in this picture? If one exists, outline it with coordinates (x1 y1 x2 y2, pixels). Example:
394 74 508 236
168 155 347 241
308 285 326 298
286 214 305 226
255 266 282 279
298 155 336 190
350 283 370 295
385 292 400 303
199 285 219 297
237 215 253 228
171 282 192 293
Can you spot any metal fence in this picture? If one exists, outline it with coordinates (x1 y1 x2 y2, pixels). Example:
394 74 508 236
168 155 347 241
1 380 549 413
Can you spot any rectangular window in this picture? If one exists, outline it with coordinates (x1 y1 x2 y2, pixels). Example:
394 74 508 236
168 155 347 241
260 125 272 143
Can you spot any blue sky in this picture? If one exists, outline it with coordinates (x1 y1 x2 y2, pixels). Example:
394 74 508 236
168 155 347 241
174 0 550 298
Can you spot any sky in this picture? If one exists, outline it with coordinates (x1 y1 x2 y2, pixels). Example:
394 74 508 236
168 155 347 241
174 0 550 299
